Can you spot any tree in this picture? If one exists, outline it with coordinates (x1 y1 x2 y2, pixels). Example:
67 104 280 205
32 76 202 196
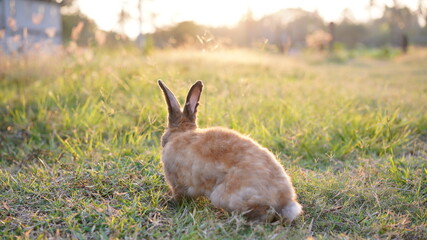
61 11 98 46
118 8 131 36
285 10 325 47
337 23 367 48
240 9 256 47
368 0 376 20
170 21 203 47
59 0 75 7
418 0 427 25
151 21 204 48
384 3 416 52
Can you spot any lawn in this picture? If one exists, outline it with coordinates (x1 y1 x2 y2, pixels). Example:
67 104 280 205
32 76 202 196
0 47 426 239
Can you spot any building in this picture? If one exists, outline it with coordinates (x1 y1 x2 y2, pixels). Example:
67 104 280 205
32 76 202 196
0 0 62 54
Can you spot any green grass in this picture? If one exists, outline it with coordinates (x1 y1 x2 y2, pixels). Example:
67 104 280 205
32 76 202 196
0 48 426 239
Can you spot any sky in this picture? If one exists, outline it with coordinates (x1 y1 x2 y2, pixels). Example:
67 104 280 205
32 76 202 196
76 0 421 39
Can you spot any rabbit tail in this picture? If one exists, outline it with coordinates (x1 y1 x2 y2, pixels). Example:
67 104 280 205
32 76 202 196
281 201 302 222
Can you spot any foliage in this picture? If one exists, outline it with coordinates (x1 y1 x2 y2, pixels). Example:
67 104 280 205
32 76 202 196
150 5 426 51
143 35 155 55
152 21 204 48
61 11 98 46
306 30 332 51
0 48 426 239
334 21 367 48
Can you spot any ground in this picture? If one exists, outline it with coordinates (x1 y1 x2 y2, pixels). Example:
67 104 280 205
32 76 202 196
0 47 426 239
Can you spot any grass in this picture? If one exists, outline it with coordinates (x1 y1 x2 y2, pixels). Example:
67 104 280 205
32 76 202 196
0 47 426 239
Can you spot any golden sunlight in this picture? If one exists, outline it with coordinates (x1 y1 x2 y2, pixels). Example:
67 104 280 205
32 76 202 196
77 0 421 39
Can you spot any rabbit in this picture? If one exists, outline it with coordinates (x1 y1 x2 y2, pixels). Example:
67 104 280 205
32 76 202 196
158 80 302 222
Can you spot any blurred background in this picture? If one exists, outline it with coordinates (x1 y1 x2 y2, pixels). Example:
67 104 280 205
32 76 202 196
1 0 426 56
1 2 427 238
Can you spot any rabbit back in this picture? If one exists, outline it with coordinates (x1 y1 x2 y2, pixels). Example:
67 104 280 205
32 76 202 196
161 127 300 220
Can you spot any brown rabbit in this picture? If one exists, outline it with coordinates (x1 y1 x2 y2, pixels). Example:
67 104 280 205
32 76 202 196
158 80 302 222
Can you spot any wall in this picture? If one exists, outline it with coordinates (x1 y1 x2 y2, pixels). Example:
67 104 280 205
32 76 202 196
0 0 62 54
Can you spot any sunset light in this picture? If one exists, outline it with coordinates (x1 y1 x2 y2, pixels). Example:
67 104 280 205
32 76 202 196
2 0 427 238
77 0 421 38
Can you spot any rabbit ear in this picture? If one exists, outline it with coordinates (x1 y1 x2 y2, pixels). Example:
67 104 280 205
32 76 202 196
158 80 181 126
183 80 203 122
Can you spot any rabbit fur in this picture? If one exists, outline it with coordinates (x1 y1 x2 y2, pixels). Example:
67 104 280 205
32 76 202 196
158 80 302 222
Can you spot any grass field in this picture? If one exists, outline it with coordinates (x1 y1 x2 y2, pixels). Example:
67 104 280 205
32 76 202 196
0 47 426 239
